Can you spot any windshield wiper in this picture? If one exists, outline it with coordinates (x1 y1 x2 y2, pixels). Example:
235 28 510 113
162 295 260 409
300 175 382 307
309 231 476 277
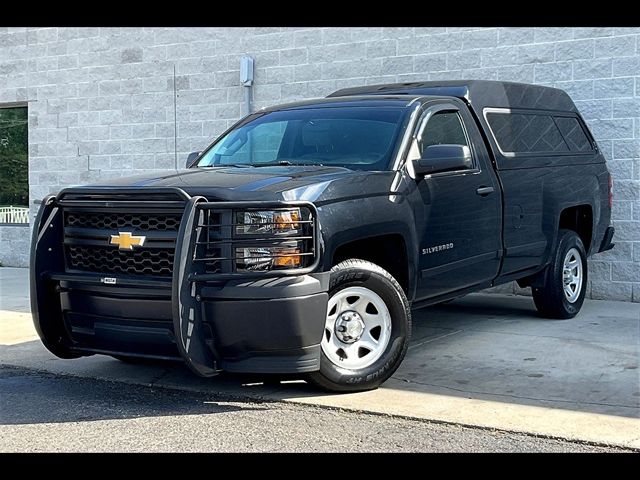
252 160 295 167
251 160 326 167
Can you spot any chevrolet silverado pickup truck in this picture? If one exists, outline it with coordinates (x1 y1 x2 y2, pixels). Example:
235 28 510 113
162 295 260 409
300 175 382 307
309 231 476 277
31 80 615 392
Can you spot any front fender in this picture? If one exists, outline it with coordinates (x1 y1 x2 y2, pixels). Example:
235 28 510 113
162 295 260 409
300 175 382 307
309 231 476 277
317 195 418 299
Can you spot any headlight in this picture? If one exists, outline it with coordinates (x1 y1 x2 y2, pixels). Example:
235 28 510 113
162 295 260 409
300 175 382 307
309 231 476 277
195 204 315 275
235 241 302 272
235 208 300 236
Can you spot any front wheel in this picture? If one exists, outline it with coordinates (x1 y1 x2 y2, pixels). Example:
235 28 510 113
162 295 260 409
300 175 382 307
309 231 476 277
306 259 411 392
532 229 588 319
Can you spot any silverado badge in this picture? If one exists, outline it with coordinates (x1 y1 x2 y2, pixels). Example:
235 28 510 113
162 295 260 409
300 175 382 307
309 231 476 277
110 232 146 251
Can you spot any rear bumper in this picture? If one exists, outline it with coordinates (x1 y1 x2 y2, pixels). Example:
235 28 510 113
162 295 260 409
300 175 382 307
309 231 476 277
44 272 329 374
598 226 615 253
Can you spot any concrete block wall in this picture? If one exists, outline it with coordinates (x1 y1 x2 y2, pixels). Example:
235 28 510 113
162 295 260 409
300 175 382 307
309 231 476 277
0 27 638 301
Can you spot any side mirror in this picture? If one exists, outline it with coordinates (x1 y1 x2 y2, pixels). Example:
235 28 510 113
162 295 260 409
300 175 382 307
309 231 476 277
186 151 200 168
412 144 472 176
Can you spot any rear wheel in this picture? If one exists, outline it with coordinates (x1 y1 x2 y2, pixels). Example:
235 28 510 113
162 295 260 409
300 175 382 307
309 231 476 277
532 229 588 319
307 259 411 392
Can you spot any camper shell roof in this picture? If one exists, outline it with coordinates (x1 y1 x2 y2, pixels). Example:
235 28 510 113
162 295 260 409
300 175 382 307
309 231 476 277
328 80 578 114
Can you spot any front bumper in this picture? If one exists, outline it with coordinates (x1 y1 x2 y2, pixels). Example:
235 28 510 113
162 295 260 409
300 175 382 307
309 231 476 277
200 274 329 373
47 272 329 374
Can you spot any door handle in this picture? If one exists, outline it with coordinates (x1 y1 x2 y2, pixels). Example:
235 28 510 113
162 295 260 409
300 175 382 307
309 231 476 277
476 186 495 196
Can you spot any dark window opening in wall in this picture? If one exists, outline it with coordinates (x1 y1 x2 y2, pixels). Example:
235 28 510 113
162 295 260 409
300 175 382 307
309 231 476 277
0 106 28 225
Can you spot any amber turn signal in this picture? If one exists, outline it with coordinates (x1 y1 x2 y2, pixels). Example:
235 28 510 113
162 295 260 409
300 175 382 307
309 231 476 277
274 210 300 230
273 248 301 267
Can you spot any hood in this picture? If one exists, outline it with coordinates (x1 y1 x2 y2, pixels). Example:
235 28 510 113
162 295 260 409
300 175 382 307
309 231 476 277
82 166 395 204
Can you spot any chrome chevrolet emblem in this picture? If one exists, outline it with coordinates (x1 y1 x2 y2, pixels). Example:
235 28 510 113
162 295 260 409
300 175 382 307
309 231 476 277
110 232 146 251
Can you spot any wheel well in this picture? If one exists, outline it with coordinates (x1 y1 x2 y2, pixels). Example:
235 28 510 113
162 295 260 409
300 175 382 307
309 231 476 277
559 205 593 253
332 234 409 293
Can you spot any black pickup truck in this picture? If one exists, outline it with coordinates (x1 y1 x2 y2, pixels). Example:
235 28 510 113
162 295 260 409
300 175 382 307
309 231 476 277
31 80 615 392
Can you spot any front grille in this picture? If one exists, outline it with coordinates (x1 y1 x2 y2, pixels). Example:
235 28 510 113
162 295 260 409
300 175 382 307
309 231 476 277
66 245 174 277
59 193 317 280
63 204 183 278
202 211 222 274
66 212 181 231
202 249 222 274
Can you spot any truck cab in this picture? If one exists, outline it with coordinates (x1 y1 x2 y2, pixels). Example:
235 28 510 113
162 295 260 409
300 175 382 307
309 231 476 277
31 80 615 392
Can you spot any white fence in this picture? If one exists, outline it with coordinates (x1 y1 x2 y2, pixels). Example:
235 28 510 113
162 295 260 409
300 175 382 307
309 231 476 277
0 205 29 224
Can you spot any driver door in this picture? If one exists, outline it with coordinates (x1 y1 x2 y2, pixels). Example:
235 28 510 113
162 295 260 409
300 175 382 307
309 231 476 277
410 102 503 300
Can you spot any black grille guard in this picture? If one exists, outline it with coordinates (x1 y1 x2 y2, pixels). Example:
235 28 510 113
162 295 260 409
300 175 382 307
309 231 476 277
31 186 321 377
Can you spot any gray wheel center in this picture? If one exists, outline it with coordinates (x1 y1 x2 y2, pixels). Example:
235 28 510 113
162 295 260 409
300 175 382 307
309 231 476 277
335 311 365 344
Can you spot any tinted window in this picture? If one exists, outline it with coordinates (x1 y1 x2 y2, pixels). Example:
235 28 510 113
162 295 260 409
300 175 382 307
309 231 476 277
196 107 406 171
554 116 592 152
420 111 468 151
486 112 568 154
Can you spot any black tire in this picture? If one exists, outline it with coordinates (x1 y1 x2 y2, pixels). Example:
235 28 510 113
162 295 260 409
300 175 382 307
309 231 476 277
532 229 588 319
307 259 411 393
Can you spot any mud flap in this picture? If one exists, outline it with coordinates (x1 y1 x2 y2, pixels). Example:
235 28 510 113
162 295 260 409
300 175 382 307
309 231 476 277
30 195 81 358
172 196 219 377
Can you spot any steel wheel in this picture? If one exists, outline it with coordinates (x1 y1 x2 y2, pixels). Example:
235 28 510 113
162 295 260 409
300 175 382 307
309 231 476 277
562 247 583 303
322 286 392 370
532 229 588 319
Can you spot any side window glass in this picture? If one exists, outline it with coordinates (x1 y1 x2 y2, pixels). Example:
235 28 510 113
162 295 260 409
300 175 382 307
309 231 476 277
419 111 469 153
486 112 569 155
406 108 474 172
554 116 592 152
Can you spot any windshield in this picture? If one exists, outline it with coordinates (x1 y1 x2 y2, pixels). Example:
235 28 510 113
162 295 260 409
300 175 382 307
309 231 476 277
195 106 407 171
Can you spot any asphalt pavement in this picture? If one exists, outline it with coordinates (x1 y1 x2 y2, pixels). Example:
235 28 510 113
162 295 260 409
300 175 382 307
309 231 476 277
1 266 638 451
0 366 629 453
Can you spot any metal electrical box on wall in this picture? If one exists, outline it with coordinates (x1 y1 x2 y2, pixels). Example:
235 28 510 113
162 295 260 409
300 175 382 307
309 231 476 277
240 55 254 87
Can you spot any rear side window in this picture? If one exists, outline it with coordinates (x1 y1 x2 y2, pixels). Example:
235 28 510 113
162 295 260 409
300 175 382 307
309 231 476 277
485 111 593 156
554 116 592 152
486 112 567 154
